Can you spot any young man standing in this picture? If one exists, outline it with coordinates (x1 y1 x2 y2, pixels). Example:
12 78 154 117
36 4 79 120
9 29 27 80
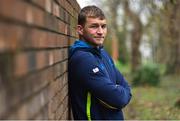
68 5 132 120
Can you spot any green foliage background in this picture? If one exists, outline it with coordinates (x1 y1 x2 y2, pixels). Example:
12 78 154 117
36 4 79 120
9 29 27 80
115 61 180 119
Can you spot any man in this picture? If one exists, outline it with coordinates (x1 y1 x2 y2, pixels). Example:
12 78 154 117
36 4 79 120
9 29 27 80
68 5 132 120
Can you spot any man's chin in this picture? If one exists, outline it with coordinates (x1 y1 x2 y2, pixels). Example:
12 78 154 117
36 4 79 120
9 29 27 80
95 42 103 46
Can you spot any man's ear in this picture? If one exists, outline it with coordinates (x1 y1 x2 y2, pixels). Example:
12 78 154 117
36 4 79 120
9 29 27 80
77 25 83 35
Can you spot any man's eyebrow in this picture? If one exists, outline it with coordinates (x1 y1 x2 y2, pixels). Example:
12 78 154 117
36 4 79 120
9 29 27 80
90 23 99 25
90 23 107 25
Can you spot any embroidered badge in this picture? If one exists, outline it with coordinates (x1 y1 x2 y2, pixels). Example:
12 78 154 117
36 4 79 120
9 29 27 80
92 67 99 73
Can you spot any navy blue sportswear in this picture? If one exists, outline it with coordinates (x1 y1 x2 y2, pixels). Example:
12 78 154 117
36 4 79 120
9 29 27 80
68 40 132 120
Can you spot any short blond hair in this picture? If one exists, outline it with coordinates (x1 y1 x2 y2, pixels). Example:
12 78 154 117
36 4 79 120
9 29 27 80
78 5 106 26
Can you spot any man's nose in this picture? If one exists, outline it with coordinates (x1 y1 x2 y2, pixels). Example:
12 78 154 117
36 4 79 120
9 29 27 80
97 27 103 34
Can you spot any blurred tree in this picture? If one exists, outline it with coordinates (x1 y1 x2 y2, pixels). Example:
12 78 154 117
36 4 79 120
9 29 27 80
99 0 128 63
164 0 180 74
146 0 180 74
108 0 120 61
123 0 143 72
90 0 180 75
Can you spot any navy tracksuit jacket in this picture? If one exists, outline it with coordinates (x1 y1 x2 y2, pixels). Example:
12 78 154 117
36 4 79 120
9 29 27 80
68 40 132 120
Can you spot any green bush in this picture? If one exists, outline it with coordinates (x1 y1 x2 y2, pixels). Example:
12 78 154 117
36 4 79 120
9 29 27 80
132 63 161 86
115 60 130 75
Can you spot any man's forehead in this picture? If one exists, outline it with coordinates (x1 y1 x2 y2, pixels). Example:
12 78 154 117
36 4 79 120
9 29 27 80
86 17 106 24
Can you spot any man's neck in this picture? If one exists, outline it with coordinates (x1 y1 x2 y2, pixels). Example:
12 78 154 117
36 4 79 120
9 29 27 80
79 38 101 48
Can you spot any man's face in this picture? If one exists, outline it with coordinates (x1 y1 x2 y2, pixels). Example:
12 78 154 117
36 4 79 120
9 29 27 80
78 17 107 46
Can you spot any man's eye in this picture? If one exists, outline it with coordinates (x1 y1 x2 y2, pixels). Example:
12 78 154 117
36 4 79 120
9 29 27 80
102 25 107 29
90 26 98 28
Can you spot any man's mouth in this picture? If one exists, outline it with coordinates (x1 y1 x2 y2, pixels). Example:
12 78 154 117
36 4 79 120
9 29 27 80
94 37 104 39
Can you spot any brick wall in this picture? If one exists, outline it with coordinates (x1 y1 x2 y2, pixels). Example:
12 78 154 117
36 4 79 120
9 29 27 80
0 0 80 119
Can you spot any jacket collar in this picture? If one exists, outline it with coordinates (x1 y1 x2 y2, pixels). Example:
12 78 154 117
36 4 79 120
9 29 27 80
69 40 103 57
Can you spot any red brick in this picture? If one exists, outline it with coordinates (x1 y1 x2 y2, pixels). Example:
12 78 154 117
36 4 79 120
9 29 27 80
0 23 24 52
58 20 66 34
14 52 29 77
31 0 46 11
7 103 28 119
52 1 60 18
36 51 49 70
0 88 6 117
54 102 64 119
53 49 62 64
57 0 65 9
29 7 45 27
0 0 45 27
48 99 55 119
60 104 68 120
8 88 49 119
56 96 68 119
67 0 81 13
45 0 52 13
53 63 61 79
14 50 54 77
55 94 68 119
0 0 80 119
28 29 71 49
48 77 63 100
47 50 54 66
69 37 76 45
52 84 68 113
0 0 26 23
31 29 47 48
62 73 68 87
62 49 68 60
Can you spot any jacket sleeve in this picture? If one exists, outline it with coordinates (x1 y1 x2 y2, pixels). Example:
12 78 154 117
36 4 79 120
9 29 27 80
71 52 131 110
114 67 132 107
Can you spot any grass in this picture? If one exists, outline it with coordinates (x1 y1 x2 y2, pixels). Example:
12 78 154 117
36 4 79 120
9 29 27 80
123 75 180 120
115 61 180 119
